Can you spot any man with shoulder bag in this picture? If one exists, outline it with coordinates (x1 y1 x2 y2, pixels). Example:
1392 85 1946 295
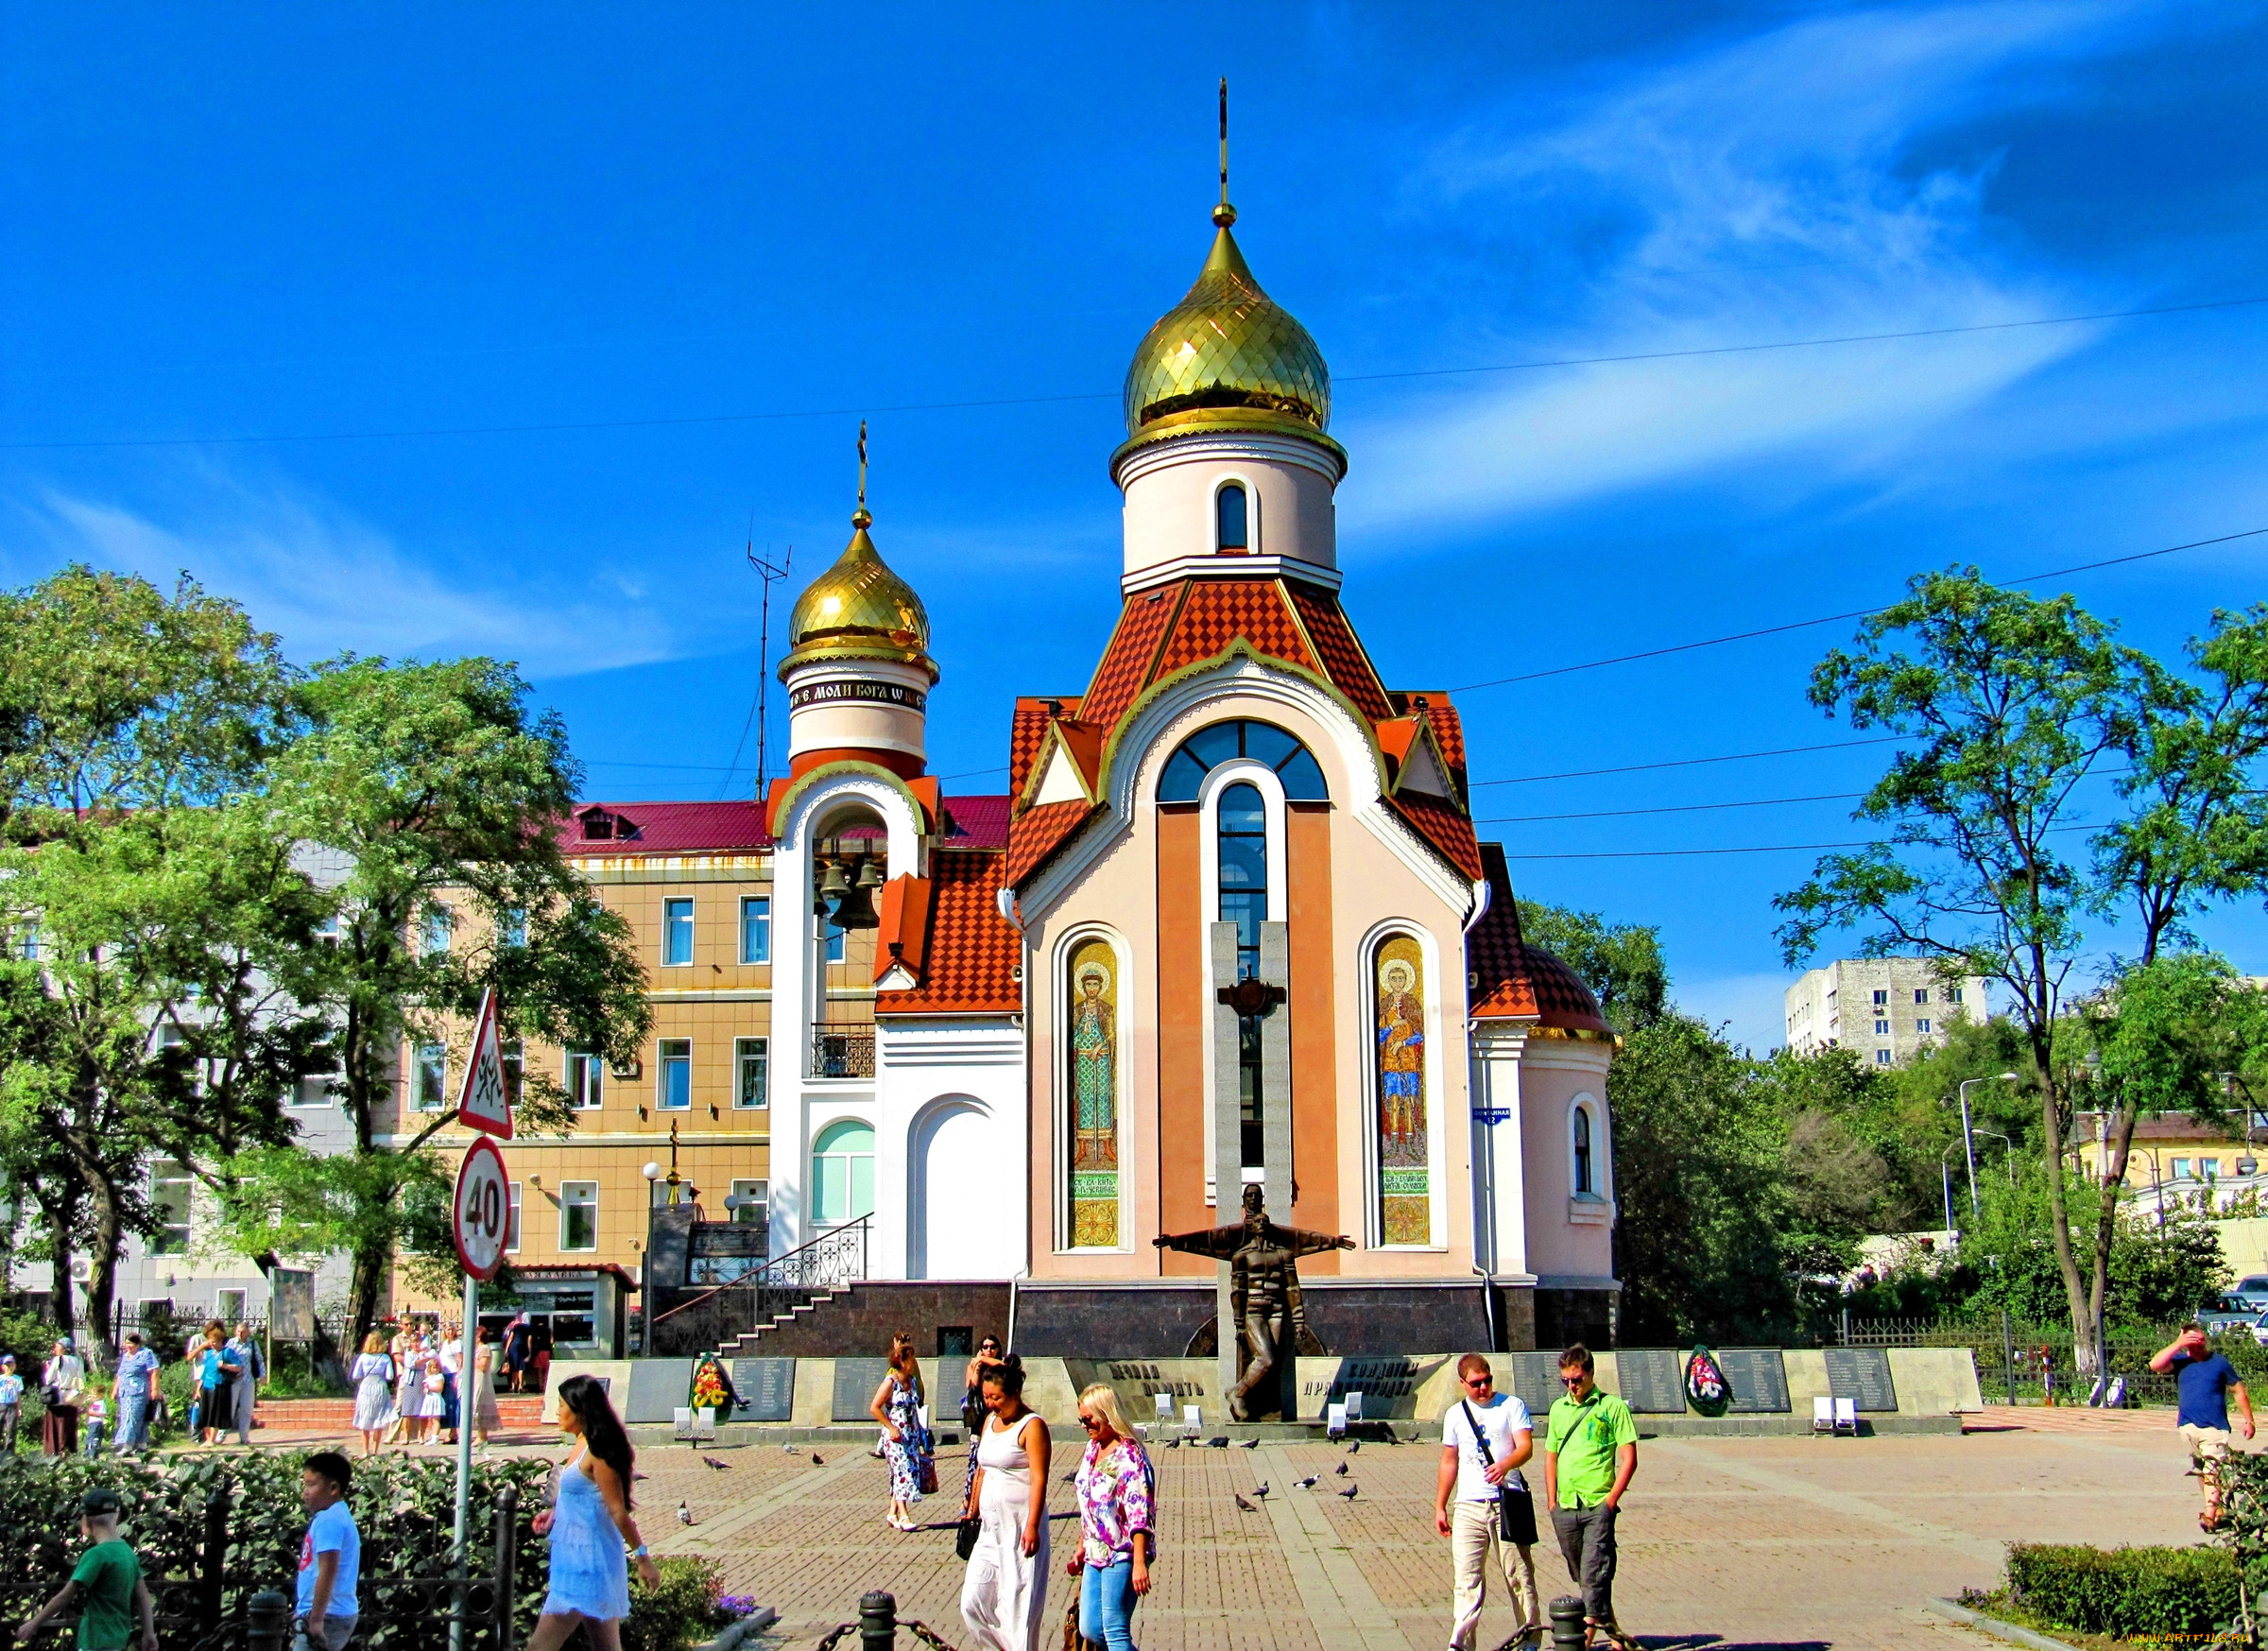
1435 1353 1542 1651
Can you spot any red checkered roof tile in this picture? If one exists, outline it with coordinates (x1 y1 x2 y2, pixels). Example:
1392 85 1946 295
1078 590 1180 732
1150 579 1314 679
1388 789 1485 883
1285 584 1392 722
876 850 1022 1015
1005 797 1096 888
1010 697 1081 798
558 800 771 857
1467 844 1610 1031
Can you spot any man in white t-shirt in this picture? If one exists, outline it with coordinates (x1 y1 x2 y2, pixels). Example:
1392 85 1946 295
1435 1353 1543 1650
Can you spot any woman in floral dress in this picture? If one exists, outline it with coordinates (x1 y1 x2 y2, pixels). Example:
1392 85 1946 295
867 1332 932 1531
1069 1384 1155 1651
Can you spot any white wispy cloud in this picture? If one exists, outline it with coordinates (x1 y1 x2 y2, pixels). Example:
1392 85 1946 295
1339 0 2197 539
10 476 674 678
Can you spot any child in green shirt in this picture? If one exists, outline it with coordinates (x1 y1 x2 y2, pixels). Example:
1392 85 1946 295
11 1488 158 1651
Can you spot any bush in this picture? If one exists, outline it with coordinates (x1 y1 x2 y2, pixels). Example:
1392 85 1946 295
0 1449 553 1647
2006 1542 2241 1636
624 1555 726 1651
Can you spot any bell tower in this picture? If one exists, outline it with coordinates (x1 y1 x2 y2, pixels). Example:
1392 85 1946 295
780 422 938 779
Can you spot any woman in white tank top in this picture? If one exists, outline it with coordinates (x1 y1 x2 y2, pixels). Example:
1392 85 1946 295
959 1354 1053 1650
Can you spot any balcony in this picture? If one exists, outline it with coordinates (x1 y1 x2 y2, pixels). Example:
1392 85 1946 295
811 1024 875 1079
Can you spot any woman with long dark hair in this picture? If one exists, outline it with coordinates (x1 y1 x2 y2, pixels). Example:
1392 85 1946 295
527 1373 661 1650
869 1331 934 1531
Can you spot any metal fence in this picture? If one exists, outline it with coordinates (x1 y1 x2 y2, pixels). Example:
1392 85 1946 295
649 1215 871 1356
1837 1314 2186 1405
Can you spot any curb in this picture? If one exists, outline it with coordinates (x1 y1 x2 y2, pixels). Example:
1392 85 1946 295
694 1608 779 1651
1928 1596 2085 1651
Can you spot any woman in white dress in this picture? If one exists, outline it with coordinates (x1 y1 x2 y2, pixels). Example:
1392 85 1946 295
351 1332 398 1457
398 1333 438 1445
470 1325 504 1448
959 1355 1052 1651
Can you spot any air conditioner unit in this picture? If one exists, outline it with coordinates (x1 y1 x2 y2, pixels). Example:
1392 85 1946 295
69 1258 90 1282
610 1058 643 1081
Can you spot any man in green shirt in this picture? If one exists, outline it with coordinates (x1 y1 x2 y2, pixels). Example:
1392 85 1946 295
1540 1344 1638 1650
12 1488 158 1651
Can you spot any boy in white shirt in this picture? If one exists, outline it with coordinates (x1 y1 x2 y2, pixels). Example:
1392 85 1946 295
1434 1353 1543 1650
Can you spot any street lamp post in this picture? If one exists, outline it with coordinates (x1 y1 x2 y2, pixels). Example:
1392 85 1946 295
1941 1145 1961 1239
1973 1128 2015 1186
1957 1074 2021 1219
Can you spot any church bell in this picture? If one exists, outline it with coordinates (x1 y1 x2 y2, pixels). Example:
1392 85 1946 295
827 853 884 931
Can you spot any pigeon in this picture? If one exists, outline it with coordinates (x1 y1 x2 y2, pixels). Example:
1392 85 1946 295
632 1471 650 1481
1164 1438 1180 1450
677 1501 693 1525
1295 1475 1318 1489
811 1453 825 1466
1238 1437 1260 1449
702 1455 731 1471
1232 1493 1258 1513
1345 1440 1361 1454
1336 1485 1359 1501
782 1443 801 1453
1207 1436 1230 1449
1251 1482 1269 1499
1334 1462 1349 1476
1060 1471 1078 1483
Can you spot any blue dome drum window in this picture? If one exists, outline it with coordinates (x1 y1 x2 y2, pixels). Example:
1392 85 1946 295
1157 719 1327 804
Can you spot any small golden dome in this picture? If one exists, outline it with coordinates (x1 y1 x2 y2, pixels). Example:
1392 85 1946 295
1121 208 1332 443
780 512 937 682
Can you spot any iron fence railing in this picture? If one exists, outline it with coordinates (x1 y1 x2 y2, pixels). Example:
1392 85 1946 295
811 1024 876 1078
648 1216 871 1356
1836 1313 2192 1405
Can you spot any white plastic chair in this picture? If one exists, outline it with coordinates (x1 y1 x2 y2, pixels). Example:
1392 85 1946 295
1155 1392 1175 1424
1833 1398 1858 1436
1811 1397 1833 1435
1326 1402 1348 1438
1345 1389 1365 1422
1181 1402 1202 1442
694 1406 718 1441
673 1406 695 1440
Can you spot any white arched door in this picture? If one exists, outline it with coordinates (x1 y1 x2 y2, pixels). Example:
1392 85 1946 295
910 1100 990 1278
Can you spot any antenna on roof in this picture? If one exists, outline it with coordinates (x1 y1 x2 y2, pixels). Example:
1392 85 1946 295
745 527 792 802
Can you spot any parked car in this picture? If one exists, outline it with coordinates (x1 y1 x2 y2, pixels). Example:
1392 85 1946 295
2197 1297 2268 1340
2231 1274 2268 1311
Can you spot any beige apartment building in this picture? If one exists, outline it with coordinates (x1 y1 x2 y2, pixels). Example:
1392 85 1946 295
1783 957 1987 1064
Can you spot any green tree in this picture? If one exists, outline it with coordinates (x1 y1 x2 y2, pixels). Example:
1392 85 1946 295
1777 573 2268 1393
247 656 649 1346
1516 900 1668 1030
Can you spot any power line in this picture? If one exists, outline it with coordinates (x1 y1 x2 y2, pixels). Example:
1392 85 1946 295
1471 733 1907 786
6 294 2262 454
1498 822 2096 860
1478 790 1864 824
1450 525 2268 694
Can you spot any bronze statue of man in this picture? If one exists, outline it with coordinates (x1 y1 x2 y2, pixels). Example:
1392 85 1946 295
1156 1183 1353 1421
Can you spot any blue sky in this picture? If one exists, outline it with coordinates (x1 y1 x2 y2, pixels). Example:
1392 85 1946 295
5 2 2265 1049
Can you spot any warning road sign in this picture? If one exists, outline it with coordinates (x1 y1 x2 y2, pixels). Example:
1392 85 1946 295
456 988 512 1139
453 1135 511 1281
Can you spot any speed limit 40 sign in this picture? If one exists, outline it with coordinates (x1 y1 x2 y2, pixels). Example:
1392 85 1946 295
453 1134 512 1281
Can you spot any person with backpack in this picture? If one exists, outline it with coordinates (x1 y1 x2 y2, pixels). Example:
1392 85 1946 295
1436 1353 1542 1650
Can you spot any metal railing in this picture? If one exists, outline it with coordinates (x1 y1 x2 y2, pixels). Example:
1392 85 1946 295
648 1215 871 1356
811 1024 876 1078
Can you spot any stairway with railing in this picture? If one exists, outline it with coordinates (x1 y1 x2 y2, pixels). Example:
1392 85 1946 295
647 1214 871 1356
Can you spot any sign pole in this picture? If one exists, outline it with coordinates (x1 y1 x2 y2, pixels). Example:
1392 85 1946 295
452 1269 477 1651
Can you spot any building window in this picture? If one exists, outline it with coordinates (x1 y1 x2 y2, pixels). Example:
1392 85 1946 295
1871 989 1886 1007
1950 987 1965 1005
149 1159 193 1255
2173 1157 2192 1179
730 1179 768 1228
1217 782 1267 982
564 1051 604 1109
421 906 451 954
506 1182 523 1252
1067 937 1121 1247
1875 1049 1893 1065
740 897 771 964
559 1182 598 1251
812 1120 876 1226
1159 719 1327 803
1573 1107 1594 1196
734 1037 768 1109
215 1287 248 1325
414 1044 449 1109
1216 481 1248 550
1874 1019 1890 1036
292 1072 336 1108
1916 1019 1932 1035
501 1040 524 1107
822 914 846 965
15 921 40 961
1374 934 1431 1244
500 907 526 948
1914 989 1929 1005
662 898 695 966
2204 1159 2222 1181
658 1039 692 1109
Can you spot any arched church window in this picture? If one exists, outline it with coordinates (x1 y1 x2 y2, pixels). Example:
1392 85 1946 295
1158 719 1328 803
1216 482 1248 550
1066 937 1121 1248
1219 783 1268 1169
812 1119 875 1226
1373 933 1431 1245
1572 1105 1595 1195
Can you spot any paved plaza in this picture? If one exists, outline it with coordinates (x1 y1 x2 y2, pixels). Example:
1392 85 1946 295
548 1406 2201 1651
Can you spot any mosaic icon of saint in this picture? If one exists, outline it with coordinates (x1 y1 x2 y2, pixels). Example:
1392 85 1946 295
1072 961 1116 1169
1377 956 1424 1152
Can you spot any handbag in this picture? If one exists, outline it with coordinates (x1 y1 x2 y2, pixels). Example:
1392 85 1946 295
1460 1400 1538 1546
919 1454 940 1497
955 1514 981 1561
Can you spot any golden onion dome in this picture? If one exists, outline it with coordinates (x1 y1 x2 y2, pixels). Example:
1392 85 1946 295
779 508 937 682
1120 204 1333 451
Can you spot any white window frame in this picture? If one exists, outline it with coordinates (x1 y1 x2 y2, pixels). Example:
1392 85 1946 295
421 905 452 954
730 1178 768 1227
811 1119 877 1228
1210 473 1261 554
740 897 771 965
662 898 696 968
1568 1093 1608 1202
734 1036 768 1109
506 1182 523 1252
414 1043 449 1109
1915 989 1929 1005
658 1038 693 1110
1875 1049 1893 1065
564 1050 604 1110
500 907 526 948
215 1287 249 1325
559 1181 599 1252
149 1158 194 1255
1916 1018 1932 1036
291 1071 338 1108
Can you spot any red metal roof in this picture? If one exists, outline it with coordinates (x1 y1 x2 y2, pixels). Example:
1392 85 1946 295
558 801 771 857
940 795 1010 849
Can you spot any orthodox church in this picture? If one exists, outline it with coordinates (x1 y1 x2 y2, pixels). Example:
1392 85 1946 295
752 176 1622 1353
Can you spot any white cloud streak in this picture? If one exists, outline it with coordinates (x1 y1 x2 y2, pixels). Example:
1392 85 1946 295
1340 0 2191 539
